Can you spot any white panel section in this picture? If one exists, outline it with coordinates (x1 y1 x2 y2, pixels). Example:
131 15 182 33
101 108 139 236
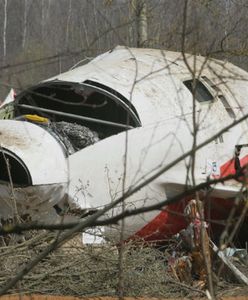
0 120 68 184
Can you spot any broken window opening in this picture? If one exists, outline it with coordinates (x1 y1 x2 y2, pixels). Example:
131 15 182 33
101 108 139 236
83 79 140 123
14 81 141 152
0 149 32 186
183 79 214 103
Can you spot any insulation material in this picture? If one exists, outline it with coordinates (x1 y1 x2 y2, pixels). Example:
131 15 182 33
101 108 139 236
52 121 99 152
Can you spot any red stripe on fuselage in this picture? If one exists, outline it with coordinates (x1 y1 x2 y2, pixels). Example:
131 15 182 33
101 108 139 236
130 196 243 243
219 155 248 177
131 200 188 242
130 156 248 243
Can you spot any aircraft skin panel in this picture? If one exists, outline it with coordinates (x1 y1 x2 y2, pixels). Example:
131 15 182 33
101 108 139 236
0 120 68 185
67 117 193 210
67 118 247 242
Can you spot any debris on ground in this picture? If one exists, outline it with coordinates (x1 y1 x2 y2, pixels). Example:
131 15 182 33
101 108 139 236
166 199 248 295
0 229 247 299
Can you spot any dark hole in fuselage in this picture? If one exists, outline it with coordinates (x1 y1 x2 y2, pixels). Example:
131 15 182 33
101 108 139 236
0 151 31 186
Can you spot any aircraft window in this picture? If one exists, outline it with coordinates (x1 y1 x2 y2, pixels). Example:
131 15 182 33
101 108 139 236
83 80 141 125
201 76 235 119
0 150 32 186
218 95 235 119
183 79 214 102
14 81 141 148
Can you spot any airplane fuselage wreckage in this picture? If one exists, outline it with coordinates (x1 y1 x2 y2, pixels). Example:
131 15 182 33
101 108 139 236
0 46 248 244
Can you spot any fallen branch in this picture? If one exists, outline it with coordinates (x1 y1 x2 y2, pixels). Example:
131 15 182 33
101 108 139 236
211 242 248 286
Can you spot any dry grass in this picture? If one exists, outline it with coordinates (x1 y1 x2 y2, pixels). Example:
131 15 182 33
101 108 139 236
0 231 247 298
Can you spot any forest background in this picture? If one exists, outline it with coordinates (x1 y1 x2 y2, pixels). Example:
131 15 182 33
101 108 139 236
0 0 248 99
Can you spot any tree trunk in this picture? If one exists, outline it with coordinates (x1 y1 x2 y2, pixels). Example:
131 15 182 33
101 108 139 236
134 0 148 47
3 0 8 61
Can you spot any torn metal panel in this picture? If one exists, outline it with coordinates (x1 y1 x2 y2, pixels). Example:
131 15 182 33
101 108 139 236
0 183 68 223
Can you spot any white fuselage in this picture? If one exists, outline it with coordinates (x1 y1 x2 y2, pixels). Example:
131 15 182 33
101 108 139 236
1 46 248 242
